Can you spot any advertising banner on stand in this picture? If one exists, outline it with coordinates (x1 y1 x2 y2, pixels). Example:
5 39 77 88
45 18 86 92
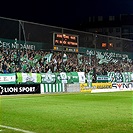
96 75 110 83
0 84 40 95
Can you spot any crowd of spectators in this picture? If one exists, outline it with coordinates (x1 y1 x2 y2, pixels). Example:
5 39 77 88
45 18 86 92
0 48 133 75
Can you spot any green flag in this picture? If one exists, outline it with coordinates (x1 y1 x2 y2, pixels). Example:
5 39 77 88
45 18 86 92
44 53 53 64
31 54 42 66
77 54 83 65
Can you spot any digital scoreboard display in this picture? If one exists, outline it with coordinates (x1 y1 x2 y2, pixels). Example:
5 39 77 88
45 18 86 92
53 32 78 52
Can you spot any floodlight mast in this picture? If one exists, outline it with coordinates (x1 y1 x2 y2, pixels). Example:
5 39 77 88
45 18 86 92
61 28 64 72
18 20 27 67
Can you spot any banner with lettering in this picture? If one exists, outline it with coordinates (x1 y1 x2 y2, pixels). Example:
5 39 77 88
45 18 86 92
79 47 133 61
0 73 16 84
0 84 40 95
96 75 110 83
54 72 84 84
0 38 48 50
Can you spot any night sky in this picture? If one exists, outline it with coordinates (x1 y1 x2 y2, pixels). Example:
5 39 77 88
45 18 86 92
0 0 133 29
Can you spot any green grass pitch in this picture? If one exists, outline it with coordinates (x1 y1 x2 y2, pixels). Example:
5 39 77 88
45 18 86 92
0 91 133 133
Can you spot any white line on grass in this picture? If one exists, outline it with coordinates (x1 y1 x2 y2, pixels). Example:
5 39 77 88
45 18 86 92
0 125 35 133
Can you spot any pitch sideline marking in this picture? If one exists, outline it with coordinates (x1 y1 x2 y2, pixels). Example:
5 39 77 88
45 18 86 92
0 125 35 133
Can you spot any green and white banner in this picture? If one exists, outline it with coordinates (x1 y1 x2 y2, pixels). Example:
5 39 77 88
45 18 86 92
122 72 131 82
54 72 85 84
0 38 48 50
70 72 79 83
0 73 16 84
70 72 85 83
131 72 133 81
41 73 56 83
108 72 132 82
17 73 41 83
60 72 68 83
41 83 65 93
79 47 133 61
1 71 131 86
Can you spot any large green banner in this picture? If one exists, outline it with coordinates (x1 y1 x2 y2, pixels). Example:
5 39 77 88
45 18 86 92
79 47 133 63
66 72 73 84
70 72 79 83
0 38 48 50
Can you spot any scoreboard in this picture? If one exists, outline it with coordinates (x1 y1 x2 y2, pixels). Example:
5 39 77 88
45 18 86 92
53 32 78 52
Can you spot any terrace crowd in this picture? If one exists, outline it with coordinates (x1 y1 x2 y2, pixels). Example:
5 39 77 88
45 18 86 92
0 49 133 75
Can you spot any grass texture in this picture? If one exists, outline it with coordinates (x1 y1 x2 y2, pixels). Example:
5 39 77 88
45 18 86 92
0 91 132 133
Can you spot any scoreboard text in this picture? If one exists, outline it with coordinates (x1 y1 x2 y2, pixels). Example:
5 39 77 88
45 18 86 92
53 33 78 47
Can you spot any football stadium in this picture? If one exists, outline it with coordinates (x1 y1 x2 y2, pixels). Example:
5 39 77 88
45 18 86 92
0 17 133 133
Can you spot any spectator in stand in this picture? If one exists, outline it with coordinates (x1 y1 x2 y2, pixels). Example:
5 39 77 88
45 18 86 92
0 48 132 74
96 68 102 75
2 61 8 73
